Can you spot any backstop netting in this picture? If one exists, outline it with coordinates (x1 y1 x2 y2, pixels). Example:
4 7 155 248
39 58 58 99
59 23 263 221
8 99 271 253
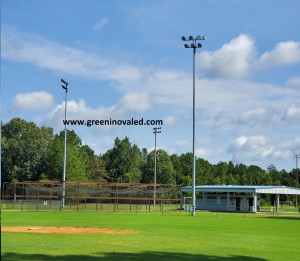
2 181 181 212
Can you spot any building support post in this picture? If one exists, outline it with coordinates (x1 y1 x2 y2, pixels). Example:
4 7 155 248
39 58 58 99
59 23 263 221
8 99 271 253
276 194 280 212
253 192 257 213
227 192 230 212
180 189 183 210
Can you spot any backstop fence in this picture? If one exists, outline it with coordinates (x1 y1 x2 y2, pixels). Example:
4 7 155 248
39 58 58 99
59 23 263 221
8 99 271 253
2 181 181 213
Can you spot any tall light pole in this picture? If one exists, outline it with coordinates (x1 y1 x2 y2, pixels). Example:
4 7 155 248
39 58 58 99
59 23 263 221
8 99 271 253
182 35 206 216
294 154 299 208
61 79 69 208
153 127 161 206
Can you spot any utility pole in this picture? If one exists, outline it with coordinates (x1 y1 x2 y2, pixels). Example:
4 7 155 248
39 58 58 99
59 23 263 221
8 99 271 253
294 154 299 208
153 127 161 206
61 79 69 207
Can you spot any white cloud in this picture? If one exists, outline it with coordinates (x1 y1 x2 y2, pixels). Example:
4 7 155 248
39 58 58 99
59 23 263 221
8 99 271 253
195 148 207 158
283 104 300 121
229 135 272 161
167 139 192 155
163 115 177 125
228 135 293 164
113 92 152 114
286 76 300 87
237 107 279 126
255 41 300 69
11 91 54 111
2 27 143 83
213 111 235 128
199 35 300 78
4 28 299 119
93 17 109 30
199 34 256 79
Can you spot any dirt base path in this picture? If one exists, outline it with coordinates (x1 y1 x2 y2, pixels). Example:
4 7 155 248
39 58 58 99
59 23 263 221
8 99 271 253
2 226 136 234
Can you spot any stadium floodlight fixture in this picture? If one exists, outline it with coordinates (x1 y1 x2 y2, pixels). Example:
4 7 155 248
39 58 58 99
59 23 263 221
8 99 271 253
182 35 207 42
61 78 69 208
181 34 206 216
61 78 69 86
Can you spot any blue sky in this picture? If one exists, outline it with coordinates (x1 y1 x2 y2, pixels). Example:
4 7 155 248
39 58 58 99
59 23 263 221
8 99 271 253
1 0 300 171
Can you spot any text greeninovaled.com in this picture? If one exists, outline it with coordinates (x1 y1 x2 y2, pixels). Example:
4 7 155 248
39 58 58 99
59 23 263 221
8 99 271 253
63 118 163 127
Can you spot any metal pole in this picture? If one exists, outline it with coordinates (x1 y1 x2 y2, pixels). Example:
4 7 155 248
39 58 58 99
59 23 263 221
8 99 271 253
62 90 67 207
295 154 299 208
297 156 298 208
153 127 161 206
0 119 2 236
154 130 157 206
0 122 1 190
61 79 68 208
192 46 196 216
182 35 206 216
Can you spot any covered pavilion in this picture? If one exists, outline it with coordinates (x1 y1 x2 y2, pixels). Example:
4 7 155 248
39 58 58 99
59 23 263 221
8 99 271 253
180 185 300 212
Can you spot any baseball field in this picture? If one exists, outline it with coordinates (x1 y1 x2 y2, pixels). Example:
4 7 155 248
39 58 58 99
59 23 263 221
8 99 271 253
1 210 299 261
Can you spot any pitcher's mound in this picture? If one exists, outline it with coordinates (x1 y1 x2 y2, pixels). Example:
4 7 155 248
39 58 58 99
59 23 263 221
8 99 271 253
2 226 136 234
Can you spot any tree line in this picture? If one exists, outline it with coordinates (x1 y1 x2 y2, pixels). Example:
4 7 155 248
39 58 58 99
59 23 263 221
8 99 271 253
1 118 299 191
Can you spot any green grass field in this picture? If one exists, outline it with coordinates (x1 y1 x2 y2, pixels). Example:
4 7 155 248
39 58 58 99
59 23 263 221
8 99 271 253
1 210 299 261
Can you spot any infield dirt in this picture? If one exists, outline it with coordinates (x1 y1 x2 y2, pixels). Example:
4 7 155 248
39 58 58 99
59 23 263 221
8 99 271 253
2 226 136 234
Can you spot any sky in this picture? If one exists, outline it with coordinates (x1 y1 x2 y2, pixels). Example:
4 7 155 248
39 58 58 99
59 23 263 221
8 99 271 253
1 0 300 171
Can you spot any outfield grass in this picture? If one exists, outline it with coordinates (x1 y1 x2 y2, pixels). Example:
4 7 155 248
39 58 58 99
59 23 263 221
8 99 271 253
1 211 299 261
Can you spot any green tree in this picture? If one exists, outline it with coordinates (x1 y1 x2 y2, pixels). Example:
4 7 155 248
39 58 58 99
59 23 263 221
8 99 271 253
170 154 183 185
171 153 193 186
123 144 143 183
142 149 175 184
103 137 142 182
267 164 282 185
46 130 94 181
90 156 109 181
234 163 248 184
1 118 53 182
196 158 212 185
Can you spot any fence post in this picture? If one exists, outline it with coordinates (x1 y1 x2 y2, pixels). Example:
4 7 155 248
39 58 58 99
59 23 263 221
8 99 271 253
36 187 39 212
60 196 62 212
21 183 24 211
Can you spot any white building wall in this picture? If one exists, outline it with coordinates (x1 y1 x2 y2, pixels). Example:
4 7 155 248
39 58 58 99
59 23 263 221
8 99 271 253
195 193 258 212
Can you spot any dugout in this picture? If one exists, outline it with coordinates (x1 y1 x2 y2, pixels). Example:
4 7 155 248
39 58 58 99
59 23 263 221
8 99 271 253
180 185 300 212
